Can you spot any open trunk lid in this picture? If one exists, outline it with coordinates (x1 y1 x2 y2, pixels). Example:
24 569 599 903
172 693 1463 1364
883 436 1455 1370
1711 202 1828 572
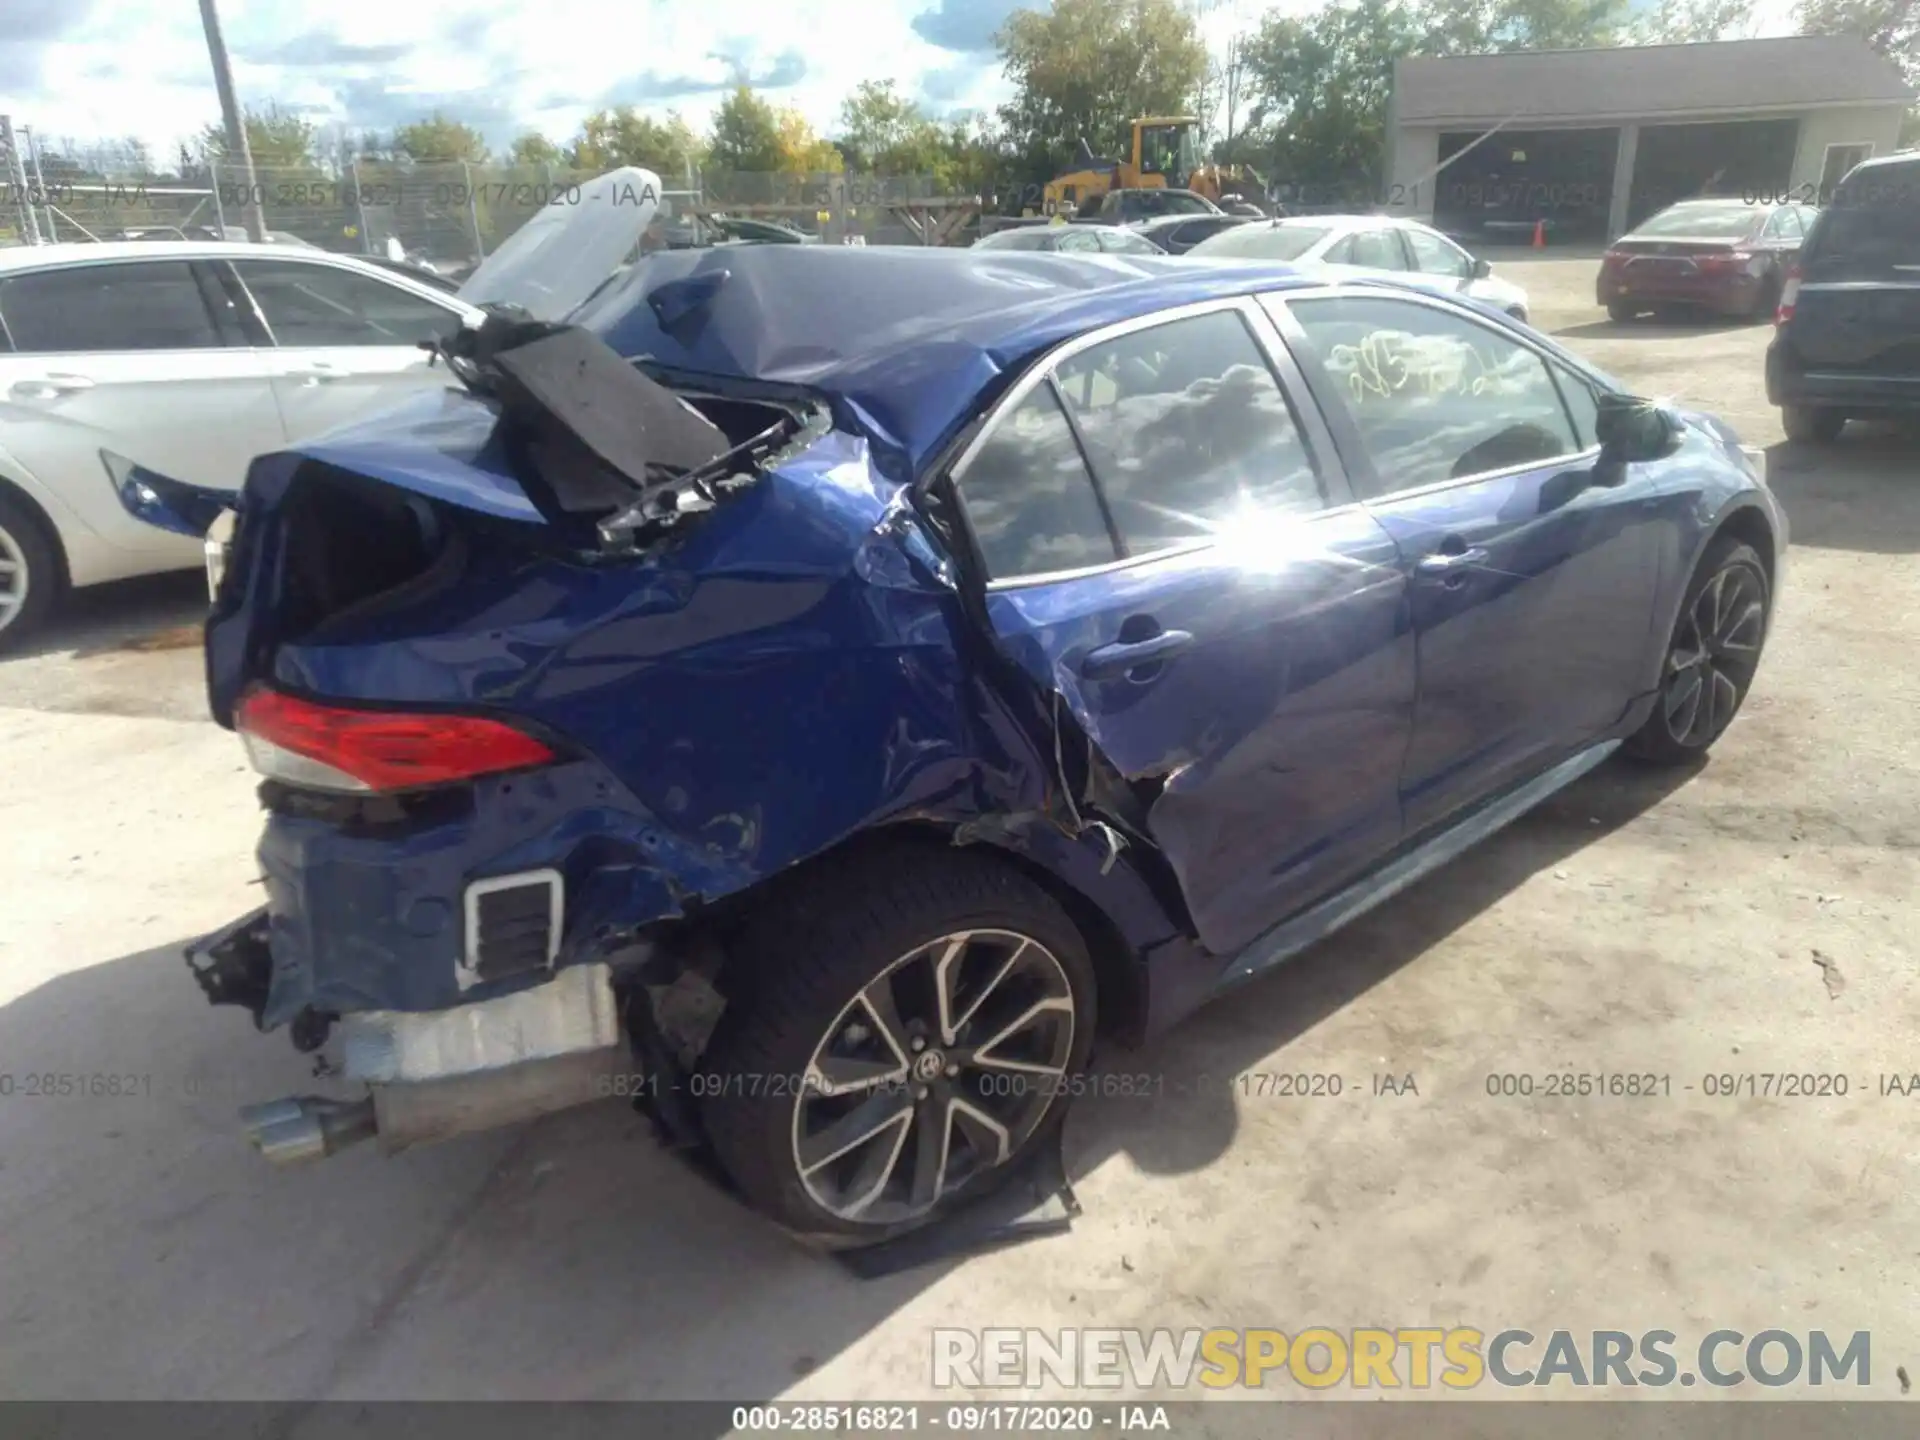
453 166 666 322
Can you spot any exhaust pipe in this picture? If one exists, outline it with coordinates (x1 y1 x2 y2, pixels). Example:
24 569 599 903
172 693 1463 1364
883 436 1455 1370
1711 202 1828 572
240 1095 378 1165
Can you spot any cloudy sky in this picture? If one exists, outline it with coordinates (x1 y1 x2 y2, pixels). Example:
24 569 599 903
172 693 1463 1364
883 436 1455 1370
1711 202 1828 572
3 0 1302 164
5 0 1799 166
2 0 1038 162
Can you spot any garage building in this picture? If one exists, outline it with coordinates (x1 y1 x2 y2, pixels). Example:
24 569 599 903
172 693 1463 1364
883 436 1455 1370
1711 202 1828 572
1385 36 1914 243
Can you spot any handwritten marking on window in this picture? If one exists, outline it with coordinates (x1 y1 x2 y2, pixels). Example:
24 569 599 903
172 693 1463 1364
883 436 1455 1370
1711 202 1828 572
1326 330 1494 407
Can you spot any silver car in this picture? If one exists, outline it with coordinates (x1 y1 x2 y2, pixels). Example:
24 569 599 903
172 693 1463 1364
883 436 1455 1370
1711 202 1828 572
1188 215 1532 322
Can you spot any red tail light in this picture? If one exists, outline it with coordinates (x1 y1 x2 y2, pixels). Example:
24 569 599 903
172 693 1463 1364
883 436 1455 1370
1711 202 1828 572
1776 265 1802 326
235 687 556 794
1601 248 1627 268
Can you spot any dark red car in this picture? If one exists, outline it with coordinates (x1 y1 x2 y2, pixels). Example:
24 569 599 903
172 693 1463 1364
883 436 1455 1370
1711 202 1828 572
1598 198 1818 323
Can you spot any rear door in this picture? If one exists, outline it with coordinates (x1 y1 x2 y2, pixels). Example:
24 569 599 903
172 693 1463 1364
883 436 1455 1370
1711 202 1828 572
1787 165 1920 394
220 256 470 443
1265 289 1665 835
947 299 1416 956
0 256 282 557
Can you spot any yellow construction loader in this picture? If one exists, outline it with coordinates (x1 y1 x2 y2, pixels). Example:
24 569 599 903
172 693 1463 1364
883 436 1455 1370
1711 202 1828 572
1038 117 1268 215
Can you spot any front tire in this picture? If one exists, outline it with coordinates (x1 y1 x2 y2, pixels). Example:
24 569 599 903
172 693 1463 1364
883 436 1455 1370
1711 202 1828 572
1625 538 1770 765
0 492 62 653
1782 404 1844 444
700 845 1097 1242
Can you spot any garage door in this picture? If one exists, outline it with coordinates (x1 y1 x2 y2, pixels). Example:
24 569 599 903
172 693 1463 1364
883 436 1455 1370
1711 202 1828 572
1433 128 1618 243
1627 119 1798 230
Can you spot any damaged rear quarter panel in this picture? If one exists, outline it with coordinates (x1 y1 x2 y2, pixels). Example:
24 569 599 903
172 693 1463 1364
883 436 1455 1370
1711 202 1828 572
254 431 1186 1020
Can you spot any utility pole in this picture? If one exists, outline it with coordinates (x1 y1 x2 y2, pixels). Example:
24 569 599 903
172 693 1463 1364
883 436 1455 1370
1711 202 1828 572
0 116 44 244
22 127 55 241
197 0 266 241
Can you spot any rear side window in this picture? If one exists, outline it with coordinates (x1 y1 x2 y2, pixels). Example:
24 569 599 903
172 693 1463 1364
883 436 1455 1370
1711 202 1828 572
1051 309 1326 553
0 260 222 353
957 387 1117 580
1283 294 1581 498
232 260 463 347
1803 167 1920 280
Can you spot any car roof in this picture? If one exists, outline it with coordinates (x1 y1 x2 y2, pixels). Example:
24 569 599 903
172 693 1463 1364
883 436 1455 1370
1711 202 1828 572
573 245 1461 475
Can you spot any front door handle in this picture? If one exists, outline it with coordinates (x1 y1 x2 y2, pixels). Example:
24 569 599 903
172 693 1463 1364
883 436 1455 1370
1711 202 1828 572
1415 546 1489 576
10 373 95 400
1081 629 1194 680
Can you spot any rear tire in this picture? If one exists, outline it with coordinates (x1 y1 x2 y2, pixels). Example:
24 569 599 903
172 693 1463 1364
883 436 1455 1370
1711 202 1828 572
1624 538 1770 766
0 491 61 654
700 844 1097 1243
1782 405 1844 444
1606 300 1637 323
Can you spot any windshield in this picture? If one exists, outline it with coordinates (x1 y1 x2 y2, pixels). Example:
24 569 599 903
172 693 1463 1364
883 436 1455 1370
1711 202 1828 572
973 228 1057 250
1190 222 1331 260
1630 203 1761 239
1803 169 1920 280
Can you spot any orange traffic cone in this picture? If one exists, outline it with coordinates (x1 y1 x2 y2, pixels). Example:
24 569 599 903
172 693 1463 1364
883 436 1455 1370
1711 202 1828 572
1531 219 1546 249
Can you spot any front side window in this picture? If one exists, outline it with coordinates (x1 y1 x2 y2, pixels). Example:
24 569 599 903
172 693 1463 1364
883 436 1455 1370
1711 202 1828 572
1055 227 1102 253
1283 295 1581 499
1051 308 1325 553
0 260 221 353
233 260 463 347
1404 228 1473 279
956 386 1117 580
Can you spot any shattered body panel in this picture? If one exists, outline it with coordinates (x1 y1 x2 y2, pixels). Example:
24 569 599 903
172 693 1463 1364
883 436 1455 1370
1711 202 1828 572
216 413 1191 1029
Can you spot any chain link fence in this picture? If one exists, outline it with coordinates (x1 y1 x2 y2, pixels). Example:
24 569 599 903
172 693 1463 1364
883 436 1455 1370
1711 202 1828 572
2 158 985 262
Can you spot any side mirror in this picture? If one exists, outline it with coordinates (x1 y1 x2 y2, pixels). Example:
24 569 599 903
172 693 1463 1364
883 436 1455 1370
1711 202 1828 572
1594 392 1680 464
1470 256 1493 279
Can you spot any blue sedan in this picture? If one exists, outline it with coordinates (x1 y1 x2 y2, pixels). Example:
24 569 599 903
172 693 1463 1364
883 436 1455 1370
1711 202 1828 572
130 245 1784 1242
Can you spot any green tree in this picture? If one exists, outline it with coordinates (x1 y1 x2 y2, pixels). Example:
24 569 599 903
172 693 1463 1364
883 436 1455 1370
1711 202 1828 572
198 103 319 169
995 0 1209 176
776 108 844 172
392 112 490 163
570 107 705 176
509 131 565 166
1796 0 1918 83
706 86 786 172
837 80 946 172
1240 0 1426 190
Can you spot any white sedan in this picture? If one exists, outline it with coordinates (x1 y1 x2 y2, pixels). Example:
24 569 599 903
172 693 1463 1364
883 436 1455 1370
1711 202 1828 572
0 167 659 647
1187 215 1532 322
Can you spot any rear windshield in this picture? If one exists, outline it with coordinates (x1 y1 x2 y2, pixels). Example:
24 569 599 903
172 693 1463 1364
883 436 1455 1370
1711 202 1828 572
1191 223 1331 260
974 229 1056 251
1802 168 1920 280
1631 203 1761 239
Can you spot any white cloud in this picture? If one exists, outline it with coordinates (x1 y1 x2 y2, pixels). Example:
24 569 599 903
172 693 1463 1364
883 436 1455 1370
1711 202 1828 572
10 0 1017 165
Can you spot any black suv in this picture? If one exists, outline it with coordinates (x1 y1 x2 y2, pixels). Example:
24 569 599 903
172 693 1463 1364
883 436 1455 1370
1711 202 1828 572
1767 151 1920 443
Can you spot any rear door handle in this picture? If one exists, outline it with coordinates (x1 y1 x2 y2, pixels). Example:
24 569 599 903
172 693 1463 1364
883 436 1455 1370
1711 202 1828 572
10 373 95 400
1415 546 1489 575
1081 629 1194 680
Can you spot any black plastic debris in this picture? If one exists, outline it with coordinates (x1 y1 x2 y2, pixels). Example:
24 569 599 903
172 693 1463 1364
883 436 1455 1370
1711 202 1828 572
829 1124 1081 1280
